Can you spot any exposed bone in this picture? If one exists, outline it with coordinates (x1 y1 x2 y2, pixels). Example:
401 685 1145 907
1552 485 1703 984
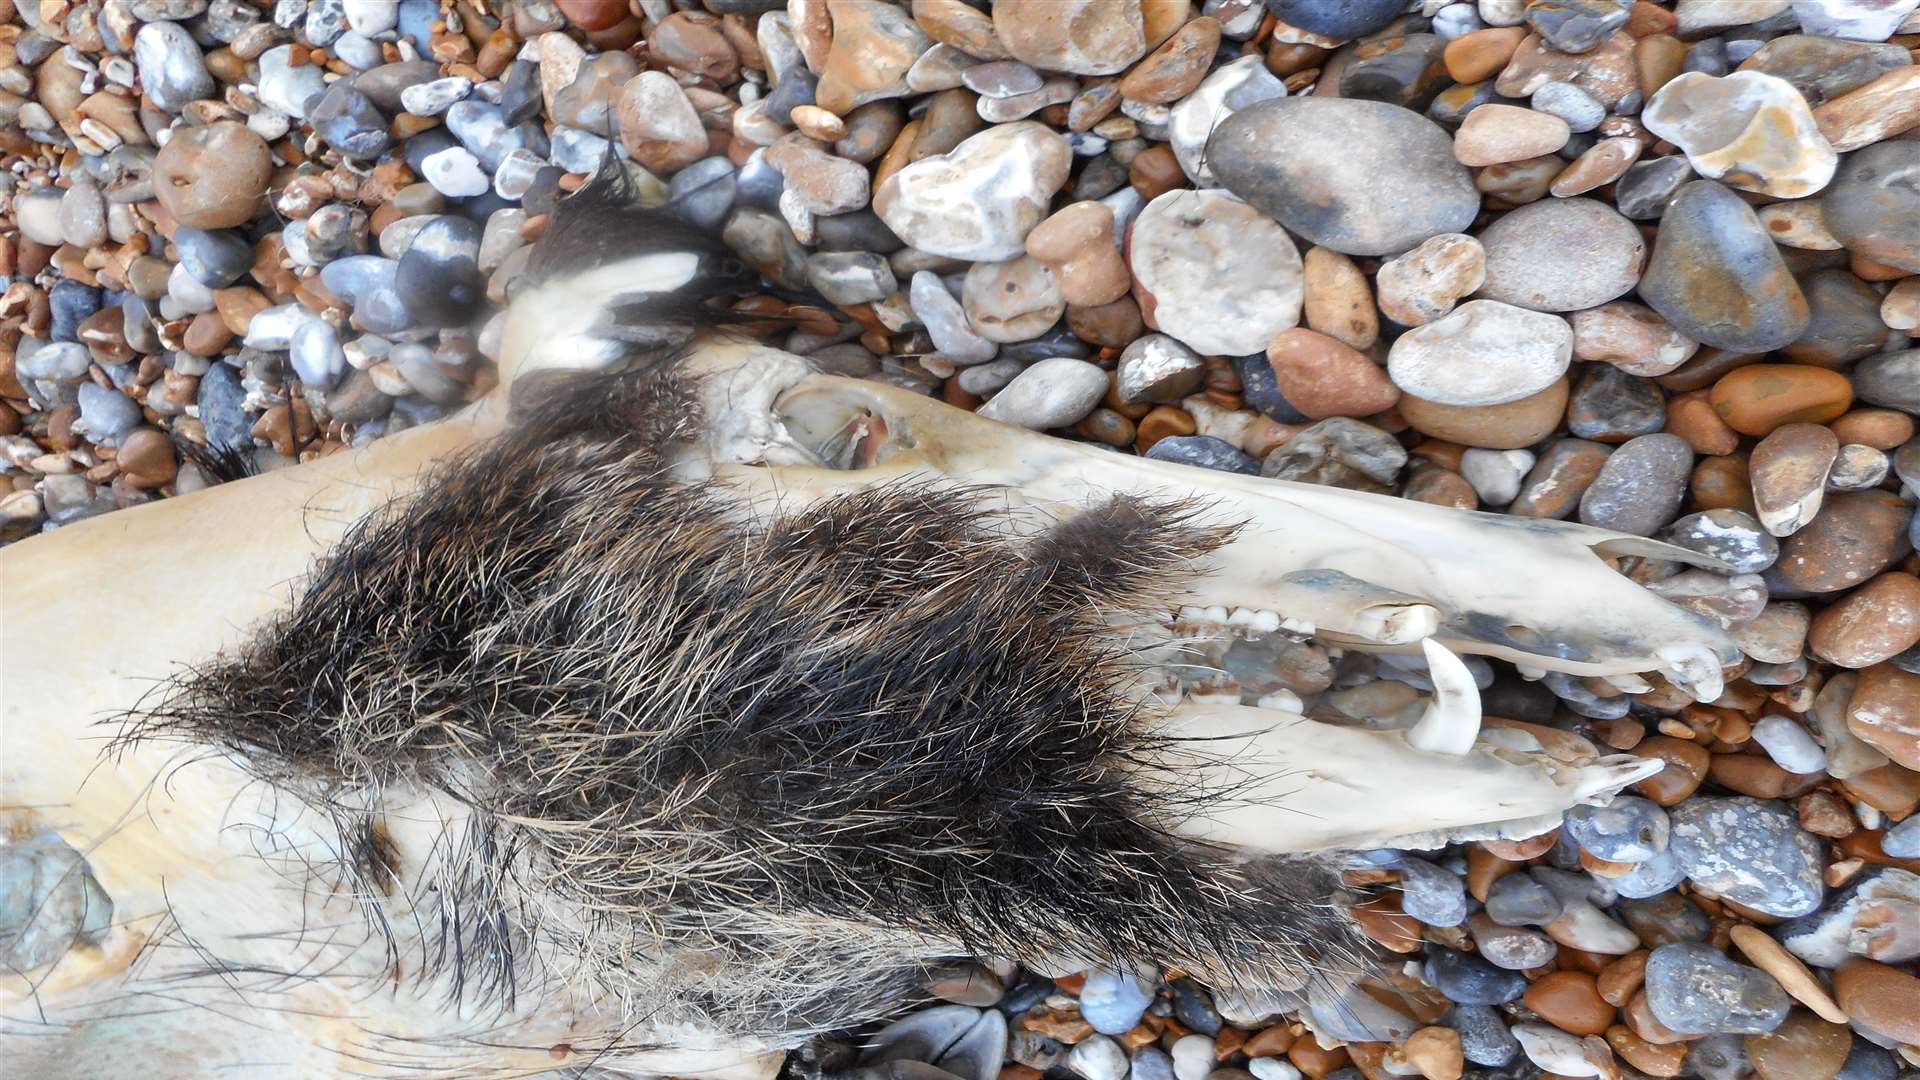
1133 701 1664 853
1404 639 1482 756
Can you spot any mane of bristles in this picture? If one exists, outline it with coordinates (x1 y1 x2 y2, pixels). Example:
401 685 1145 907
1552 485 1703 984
113 163 1369 1048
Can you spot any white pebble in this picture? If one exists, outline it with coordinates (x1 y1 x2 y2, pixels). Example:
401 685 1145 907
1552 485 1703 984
1247 1058 1302 1080
401 75 473 116
976 357 1108 431
290 318 346 390
1751 714 1829 775
244 303 319 350
1511 1023 1601 1076
1170 1034 1217 1080
422 146 490 198
1460 448 1535 506
343 0 398 34
1066 1035 1128 1080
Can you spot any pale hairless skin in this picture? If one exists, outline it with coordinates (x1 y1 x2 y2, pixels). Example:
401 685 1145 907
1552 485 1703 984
1 327 1737 1077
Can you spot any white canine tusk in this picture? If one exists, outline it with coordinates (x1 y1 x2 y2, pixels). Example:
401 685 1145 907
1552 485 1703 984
1405 638 1482 756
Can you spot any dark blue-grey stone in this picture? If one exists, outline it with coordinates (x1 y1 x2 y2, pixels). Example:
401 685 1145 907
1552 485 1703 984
353 59 439 112
1564 796 1670 863
174 227 253 287
1233 352 1310 423
1169 978 1221 1036
1670 797 1824 918
1524 0 1630 53
764 69 817 126
1567 364 1665 442
394 215 482 328
1661 509 1779 574
1129 1048 1175 1080
1145 435 1260 474
1618 891 1713 946
76 383 142 443
1638 180 1811 353
196 363 251 452
320 255 400 306
1836 1040 1898 1080
814 208 903 254
1338 32 1449 111
1851 349 1920 412
1645 942 1790 1035
1684 1034 1752 1080
1577 433 1692 537
1423 947 1527 1005
1484 872 1562 926
499 60 542 126
1000 328 1092 363
310 80 392 159
1208 97 1478 257
1684 37 1730 76
1610 848 1688 899
48 281 102 343
402 126 461 174
668 158 741 232
1823 140 1920 275
395 0 436 55
1398 856 1469 926
1262 0 1405 38
1614 154 1693 220
999 972 1053 1016
1449 1005 1519 1068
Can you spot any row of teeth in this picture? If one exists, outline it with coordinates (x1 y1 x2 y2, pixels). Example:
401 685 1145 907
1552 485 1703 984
1169 607 1313 638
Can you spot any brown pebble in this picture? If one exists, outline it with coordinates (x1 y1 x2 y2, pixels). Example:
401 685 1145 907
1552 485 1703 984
1810 572 1920 669
1026 202 1130 308
1748 1009 1852 1080
1118 16 1221 104
1346 896 1424 954
1403 465 1478 509
1400 1025 1463 1080
1840 764 1920 818
1135 405 1196 451
153 121 272 229
1728 924 1850 1024
1831 958 1920 1044
1709 363 1855 436
1777 490 1911 594
1625 989 1689 1045
1630 736 1710 806
181 311 233 357
1454 103 1570 167
1399 376 1569 451
1606 1024 1685 1076
1301 247 1378 350
1128 143 1186 199
1524 970 1615 1036
1443 26 1526 83
1479 829 1559 861
1711 753 1819 799
116 428 178 489
1287 1033 1348 1079
1663 390 1739 456
1265 328 1399 419
1829 408 1915 450
1597 951 1648 1007
1074 407 1135 447
1848 663 1920 772
1241 1023 1295 1058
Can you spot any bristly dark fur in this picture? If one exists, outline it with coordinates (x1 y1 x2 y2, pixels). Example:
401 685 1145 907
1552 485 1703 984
119 363 1363 1039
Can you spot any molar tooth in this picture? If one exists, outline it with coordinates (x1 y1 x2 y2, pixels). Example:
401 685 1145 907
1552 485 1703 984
1178 606 1205 625
1249 609 1281 634
1280 616 1316 637
1516 663 1547 680
1658 643 1725 703
1404 638 1482 757
1256 690 1303 713
1603 672 1653 694
1226 607 1258 632
1202 605 1229 626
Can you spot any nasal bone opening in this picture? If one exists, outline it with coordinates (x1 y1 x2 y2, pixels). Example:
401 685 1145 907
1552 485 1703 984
775 387 904 470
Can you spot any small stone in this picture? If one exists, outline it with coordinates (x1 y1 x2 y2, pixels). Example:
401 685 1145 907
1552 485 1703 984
1209 97 1480 257
1832 959 1920 1045
993 0 1148 75
1079 971 1155 1036
399 75 471 116
1340 33 1452 110
617 72 710 176
910 272 996 364
1119 16 1221 104
765 133 871 215
1399 857 1469 927
1850 350 1920 413
1259 418 1407 493
1302 248 1378 350
1387 300 1572 407
1263 329 1397 420
1822 142 1920 274
1116 334 1204 404
152 121 271 229
1644 942 1791 1035
1748 714 1829 775
394 215 483 329
290 319 346 390
1828 443 1889 490
1170 1035 1215 1080
1787 268 1891 368
1777 490 1911 594
1144 435 1261 474
1425 947 1529 1005
1662 509 1778 573
1475 198 1646 313
1815 64 1920 153
875 122 1072 261
1643 71 1838 198
1525 0 1630 53
1524 970 1615 1037
1025 202 1130 308
173 228 253 288
1375 233 1485 327
977 357 1108 430
815 0 930 113
117 428 179 489
1846 663 1920 770
1454 103 1573 168
310 81 392 159
1712 365 1855 437
422 146 490 198
1452 1004 1520 1068
1129 190 1303 357
1263 0 1407 38
1068 1035 1128 1080
1459 448 1534 507
1570 301 1699 377
962 256 1064 344
134 20 215 112
1399 377 1570 452
1166 56 1288 187
1486 872 1564 926
806 252 897 306
1476 920 1561 969
1792 0 1920 42
1566 797 1671 863
1532 81 1608 133
1750 422 1840 537
76 384 143 445
1615 154 1695 220
1639 181 1811 354
1568 364 1665 442
1671 797 1825 917
1578 433 1692 536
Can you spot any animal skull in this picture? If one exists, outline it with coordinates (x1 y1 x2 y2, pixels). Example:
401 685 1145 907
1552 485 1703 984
1 177 1741 1080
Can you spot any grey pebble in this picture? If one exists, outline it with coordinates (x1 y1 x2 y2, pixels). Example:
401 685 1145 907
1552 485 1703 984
1614 154 1693 220
1670 796 1824 918
1260 418 1407 493
76 384 143 445
311 81 392 159
1851 350 1920 413
173 228 253 288
1484 872 1562 926
395 216 484 329
134 20 215 112
196 363 252 452
1578 433 1692 536
1644 942 1790 1035
1449 1004 1519 1068
1661 509 1779 574
1396 856 1469 926
1563 796 1670 863
1882 815 1920 858
806 252 898 306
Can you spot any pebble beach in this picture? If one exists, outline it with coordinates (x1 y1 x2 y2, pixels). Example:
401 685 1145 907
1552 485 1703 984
4 1 1920 1079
